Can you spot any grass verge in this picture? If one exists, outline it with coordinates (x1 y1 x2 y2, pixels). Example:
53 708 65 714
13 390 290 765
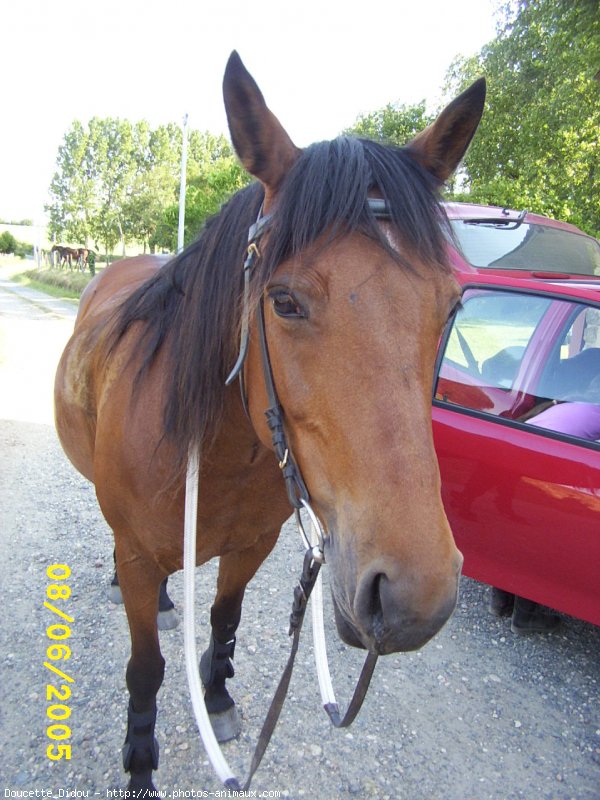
14 269 93 300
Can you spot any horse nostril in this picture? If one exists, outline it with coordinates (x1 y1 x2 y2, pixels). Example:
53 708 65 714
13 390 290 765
355 569 388 644
368 573 386 641
352 561 460 654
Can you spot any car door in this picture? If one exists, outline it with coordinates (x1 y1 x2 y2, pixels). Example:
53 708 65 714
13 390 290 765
432 285 600 625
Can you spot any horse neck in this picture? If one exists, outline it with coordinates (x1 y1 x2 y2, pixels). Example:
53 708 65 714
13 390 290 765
195 384 291 526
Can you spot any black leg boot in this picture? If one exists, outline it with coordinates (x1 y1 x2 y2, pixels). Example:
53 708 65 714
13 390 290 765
199 634 241 742
122 699 159 790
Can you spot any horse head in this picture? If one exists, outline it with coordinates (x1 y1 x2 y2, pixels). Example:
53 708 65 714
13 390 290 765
223 52 485 655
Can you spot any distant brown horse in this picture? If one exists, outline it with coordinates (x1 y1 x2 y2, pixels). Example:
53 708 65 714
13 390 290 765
54 52 485 790
50 244 81 270
50 244 70 268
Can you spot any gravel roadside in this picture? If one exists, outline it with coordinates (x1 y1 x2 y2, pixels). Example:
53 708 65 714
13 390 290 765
0 278 598 800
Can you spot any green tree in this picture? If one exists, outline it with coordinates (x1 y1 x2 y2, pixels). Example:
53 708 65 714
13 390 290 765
122 164 177 252
0 231 17 254
47 121 252 256
90 118 138 257
154 134 251 252
121 124 181 251
445 0 599 236
48 118 154 260
47 121 96 245
344 101 433 146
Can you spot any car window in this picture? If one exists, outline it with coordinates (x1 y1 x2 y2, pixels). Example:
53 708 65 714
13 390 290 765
435 289 600 443
440 291 550 390
450 220 600 276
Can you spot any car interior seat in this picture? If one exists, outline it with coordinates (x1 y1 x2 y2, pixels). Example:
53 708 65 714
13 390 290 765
481 346 526 388
547 347 600 401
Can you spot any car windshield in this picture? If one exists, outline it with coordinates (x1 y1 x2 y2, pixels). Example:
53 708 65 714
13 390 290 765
450 220 600 276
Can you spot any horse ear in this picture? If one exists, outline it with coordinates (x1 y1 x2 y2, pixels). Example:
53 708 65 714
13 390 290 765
223 51 301 195
407 78 486 183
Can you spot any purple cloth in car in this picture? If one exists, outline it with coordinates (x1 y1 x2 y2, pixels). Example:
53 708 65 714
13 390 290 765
527 402 600 440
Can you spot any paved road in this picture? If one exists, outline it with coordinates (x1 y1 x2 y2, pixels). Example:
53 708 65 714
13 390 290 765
0 274 77 425
0 276 599 799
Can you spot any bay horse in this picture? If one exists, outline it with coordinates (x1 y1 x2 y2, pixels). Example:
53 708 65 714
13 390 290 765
54 51 485 790
50 244 69 268
50 244 80 269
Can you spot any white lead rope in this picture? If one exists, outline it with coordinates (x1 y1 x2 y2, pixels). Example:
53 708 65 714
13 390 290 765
298 500 337 708
183 447 239 788
183 450 360 789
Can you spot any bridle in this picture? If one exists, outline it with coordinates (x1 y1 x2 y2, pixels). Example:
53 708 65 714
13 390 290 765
184 198 391 791
226 197 392 514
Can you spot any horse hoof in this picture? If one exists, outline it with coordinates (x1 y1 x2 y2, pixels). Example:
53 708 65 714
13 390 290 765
127 774 157 792
157 607 179 630
210 705 241 742
108 584 123 605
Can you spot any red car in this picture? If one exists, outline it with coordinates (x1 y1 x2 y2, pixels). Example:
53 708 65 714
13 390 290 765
433 204 600 626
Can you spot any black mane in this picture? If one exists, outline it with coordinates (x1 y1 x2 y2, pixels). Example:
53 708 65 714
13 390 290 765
110 136 451 468
261 137 449 283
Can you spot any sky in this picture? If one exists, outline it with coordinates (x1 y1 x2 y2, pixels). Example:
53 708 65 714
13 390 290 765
1 0 498 224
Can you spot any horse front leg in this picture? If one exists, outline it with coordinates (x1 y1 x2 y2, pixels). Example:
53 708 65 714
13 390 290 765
109 548 178 629
200 530 279 742
116 548 166 791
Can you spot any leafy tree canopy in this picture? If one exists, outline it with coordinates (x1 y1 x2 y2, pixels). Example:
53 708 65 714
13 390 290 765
47 120 248 258
160 154 250 253
342 1 598 237
344 101 433 145
0 231 18 254
444 0 599 237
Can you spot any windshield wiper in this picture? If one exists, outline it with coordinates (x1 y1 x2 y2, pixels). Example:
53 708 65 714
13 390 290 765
462 209 528 230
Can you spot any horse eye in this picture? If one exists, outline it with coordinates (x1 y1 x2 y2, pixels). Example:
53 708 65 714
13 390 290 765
271 292 306 319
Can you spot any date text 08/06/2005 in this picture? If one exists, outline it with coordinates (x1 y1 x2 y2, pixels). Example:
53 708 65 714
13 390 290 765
43 564 74 762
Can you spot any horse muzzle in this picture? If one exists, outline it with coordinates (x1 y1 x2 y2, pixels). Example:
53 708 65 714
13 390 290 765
329 553 463 655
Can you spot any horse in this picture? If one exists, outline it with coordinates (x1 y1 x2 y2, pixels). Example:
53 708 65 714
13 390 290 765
50 244 80 269
77 247 95 272
54 51 485 791
63 247 81 270
50 244 68 268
